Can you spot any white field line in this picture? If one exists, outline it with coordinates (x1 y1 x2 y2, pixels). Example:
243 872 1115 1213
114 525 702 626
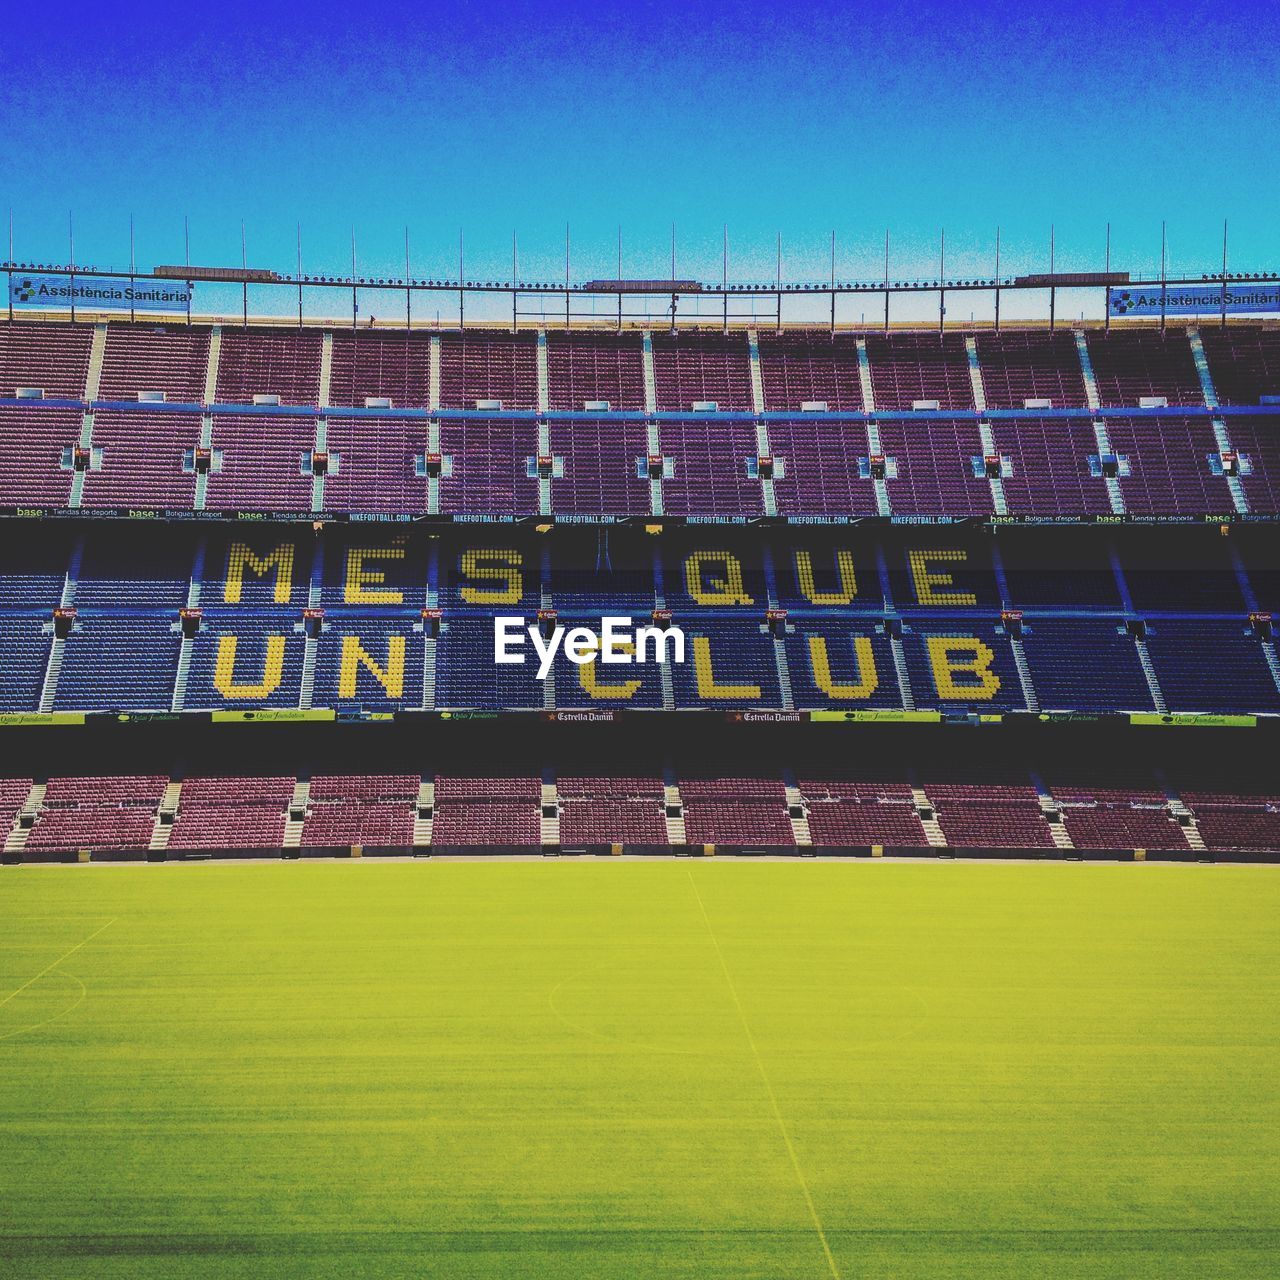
0 968 87 1041
0 917 116 1010
686 867 841 1280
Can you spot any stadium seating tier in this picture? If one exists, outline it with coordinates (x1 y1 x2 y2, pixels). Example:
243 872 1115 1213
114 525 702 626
2 319 1275 521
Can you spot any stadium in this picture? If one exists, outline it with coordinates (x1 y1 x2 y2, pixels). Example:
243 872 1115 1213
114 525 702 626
3 4 1278 1277
2 285 1280 851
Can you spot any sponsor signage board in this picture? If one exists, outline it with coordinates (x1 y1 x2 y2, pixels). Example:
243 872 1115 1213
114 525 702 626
10 273 194 312
1109 283 1280 316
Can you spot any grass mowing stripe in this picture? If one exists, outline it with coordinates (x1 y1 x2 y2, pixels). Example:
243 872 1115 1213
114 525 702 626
687 866 842 1280
0 917 116 1010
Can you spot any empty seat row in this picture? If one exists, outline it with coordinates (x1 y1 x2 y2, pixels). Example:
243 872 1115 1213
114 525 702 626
5 771 1277 852
7 321 1278 412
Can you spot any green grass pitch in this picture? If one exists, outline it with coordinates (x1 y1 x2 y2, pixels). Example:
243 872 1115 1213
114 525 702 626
1 860 1277 1278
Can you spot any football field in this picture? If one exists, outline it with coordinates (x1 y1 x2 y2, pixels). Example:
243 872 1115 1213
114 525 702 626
1 860 1276 1278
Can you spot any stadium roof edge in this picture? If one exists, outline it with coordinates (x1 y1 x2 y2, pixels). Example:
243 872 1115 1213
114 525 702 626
4 309 1280 336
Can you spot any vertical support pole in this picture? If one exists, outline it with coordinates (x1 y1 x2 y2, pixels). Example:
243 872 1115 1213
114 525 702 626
775 231 782 335
564 222 570 332
459 229 465 332
617 225 623 335
883 228 890 333
1159 220 1167 336
1220 219 1229 330
993 226 1001 333
938 227 945 335
1049 223 1056 333
403 227 413 402
183 214 191 328
240 220 248 330
6 208 12 323
829 229 836 336
512 231 518 334
69 210 76 324
669 222 677 336
1104 222 1112 334
129 214 136 323
296 223 303 330
722 224 729 336
350 227 358 332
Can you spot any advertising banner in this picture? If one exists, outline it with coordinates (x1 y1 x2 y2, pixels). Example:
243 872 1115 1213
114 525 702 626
1108 283 1280 317
9 273 194 312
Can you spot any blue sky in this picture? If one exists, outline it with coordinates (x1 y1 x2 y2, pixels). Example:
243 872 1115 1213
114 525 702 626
2 0 1278 297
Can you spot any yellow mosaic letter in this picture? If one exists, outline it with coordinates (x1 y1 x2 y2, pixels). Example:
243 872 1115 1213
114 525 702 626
684 551 754 606
795 549 858 605
579 641 642 700
344 546 406 604
909 549 976 607
692 636 760 700
339 635 405 699
460 549 524 604
223 543 295 604
213 634 286 699
809 635 878 699
926 637 999 700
